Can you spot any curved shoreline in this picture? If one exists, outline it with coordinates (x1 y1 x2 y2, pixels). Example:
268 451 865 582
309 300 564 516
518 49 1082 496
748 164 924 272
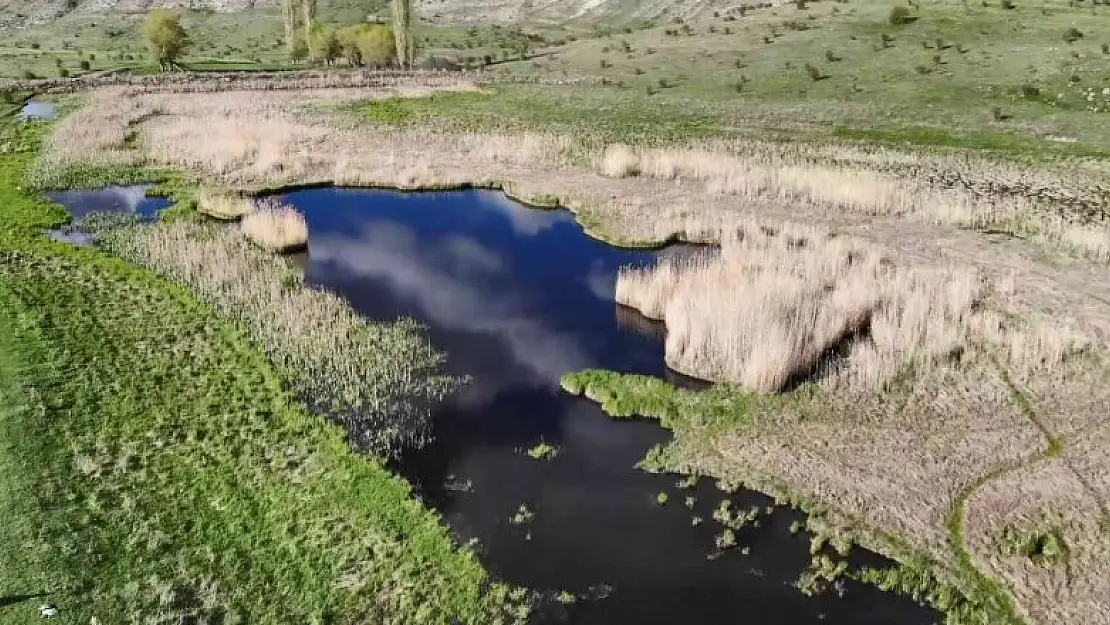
41 168 1032 624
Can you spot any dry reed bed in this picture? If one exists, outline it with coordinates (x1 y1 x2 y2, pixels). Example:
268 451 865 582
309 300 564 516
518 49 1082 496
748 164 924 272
197 189 256 220
599 143 1110 263
615 221 1091 392
101 220 455 456
240 198 308 253
43 86 1109 265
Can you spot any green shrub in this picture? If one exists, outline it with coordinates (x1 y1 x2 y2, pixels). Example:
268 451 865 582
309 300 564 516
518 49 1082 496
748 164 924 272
79 60 90 70
889 5 915 24
1064 27 1084 43
1020 83 1040 99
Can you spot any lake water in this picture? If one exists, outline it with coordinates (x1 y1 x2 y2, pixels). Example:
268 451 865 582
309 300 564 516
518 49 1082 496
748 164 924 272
47 185 169 221
45 185 939 624
17 100 58 121
280 187 940 625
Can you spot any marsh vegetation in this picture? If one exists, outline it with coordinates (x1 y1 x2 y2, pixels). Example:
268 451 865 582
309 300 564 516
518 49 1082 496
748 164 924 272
3 1 1110 624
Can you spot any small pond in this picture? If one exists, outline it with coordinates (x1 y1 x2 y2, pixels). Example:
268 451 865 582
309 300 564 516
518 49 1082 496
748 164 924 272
47 185 939 624
280 187 940 625
46 185 171 246
17 99 58 121
47 185 170 221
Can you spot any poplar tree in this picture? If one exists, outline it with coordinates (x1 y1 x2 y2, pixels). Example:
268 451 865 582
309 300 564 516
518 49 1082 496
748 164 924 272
392 0 413 68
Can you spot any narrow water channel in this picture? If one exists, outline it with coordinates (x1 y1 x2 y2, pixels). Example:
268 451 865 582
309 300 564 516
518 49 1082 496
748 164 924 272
49 186 939 625
281 187 939 625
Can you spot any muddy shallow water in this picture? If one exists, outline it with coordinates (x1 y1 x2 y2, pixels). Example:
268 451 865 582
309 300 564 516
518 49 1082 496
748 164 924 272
278 187 940 625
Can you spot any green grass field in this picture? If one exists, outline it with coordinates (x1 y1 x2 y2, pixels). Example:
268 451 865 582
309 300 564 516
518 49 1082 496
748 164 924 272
0 103 523 625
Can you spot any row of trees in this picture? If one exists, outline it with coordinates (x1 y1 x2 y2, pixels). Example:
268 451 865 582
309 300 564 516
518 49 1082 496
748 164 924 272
140 0 414 70
283 0 412 67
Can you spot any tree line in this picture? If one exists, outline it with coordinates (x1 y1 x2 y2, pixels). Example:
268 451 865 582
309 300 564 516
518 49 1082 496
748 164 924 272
143 0 415 70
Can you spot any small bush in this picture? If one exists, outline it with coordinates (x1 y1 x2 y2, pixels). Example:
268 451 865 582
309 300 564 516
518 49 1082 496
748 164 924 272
1102 43 1110 54
21 69 36 79
79 60 90 70
889 5 915 24
805 62 825 80
825 49 842 61
1002 0 1015 8
30 42 40 49
59 67 70 78
881 33 895 47
1064 27 1084 43
1020 83 1040 99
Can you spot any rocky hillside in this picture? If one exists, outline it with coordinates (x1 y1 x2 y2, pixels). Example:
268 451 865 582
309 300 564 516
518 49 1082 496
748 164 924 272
414 0 747 24
0 0 273 29
1 0 759 29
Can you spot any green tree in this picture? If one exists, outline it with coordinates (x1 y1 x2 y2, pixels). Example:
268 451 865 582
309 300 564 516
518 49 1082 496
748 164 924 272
358 25 397 67
289 36 309 63
321 29 343 65
392 0 413 67
337 25 365 66
142 9 190 71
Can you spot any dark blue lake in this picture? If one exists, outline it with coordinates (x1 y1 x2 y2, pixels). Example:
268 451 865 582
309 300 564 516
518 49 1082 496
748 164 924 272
279 187 939 625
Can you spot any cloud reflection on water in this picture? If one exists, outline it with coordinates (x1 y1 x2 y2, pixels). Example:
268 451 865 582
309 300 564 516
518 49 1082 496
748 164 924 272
309 219 593 394
47 185 160 220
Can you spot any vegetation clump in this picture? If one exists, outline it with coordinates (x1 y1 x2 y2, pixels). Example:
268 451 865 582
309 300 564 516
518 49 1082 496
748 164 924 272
239 197 308 253
142 9 190 71
196 188 255 220
525 441 558 460
102 218 454 457
888 5 916 24
999 521 1069 566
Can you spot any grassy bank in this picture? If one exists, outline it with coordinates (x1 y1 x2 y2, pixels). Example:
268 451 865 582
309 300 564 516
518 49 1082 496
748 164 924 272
0 114 523 622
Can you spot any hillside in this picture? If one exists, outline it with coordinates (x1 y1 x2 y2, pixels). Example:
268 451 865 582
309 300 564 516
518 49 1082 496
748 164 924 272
0 0 748 28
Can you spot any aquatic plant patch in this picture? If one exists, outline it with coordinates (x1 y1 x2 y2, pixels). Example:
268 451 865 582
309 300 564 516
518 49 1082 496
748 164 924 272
101 219 453 457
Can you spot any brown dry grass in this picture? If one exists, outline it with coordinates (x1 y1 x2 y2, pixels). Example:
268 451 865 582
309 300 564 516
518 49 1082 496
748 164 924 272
240 198 308 253
616 223 984 392
41 84 1110 625
964 457 1110 625
197 189 255 220
597 142 1110 262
